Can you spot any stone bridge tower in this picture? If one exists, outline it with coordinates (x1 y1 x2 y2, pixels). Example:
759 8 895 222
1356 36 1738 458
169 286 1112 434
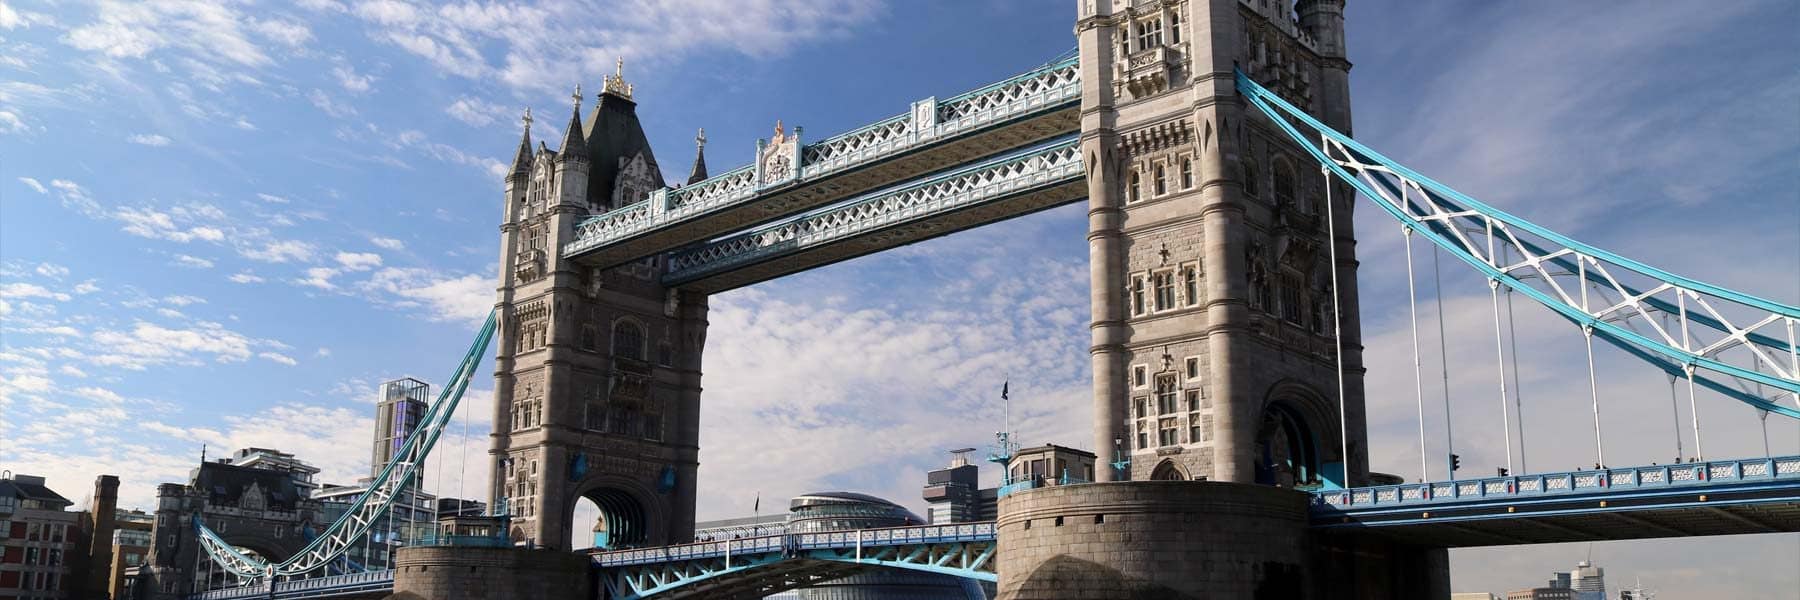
998 4 1443 599
490 66 708 550
1082 0 1366 487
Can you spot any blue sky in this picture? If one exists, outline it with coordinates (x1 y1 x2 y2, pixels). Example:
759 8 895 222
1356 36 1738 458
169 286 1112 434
1 0 1795 596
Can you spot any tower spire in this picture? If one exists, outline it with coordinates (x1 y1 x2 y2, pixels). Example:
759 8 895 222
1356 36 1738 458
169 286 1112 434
686 128 709 184
558 85 587 160
509 107 533 177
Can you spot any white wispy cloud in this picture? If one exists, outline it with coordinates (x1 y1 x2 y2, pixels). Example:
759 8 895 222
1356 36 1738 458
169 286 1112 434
227 272 265 284
33 263 68 278
334 251 382 271
341 0 885 94
257 351 298 366
307 88 357 118
445 95 512 128
0 283 72 302
172 254 214 269
256 193 290 204
357 267 490 323
127 133 171 146
332 63 375 93
296 266 339 290
16 176 46 193
0 109 27 133
370 237 405 251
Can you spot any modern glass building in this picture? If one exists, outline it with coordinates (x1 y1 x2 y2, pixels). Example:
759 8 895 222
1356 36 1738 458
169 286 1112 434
785 492 985 600
373 378 431 478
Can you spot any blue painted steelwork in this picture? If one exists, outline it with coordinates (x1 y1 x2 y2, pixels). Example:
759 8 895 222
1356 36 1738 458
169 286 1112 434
195 310 499 580
595 522 998 599
663 136 1082 284
188 570 395 600
1235 69 1800 415
1313 455 1800 519
563 55 1080 258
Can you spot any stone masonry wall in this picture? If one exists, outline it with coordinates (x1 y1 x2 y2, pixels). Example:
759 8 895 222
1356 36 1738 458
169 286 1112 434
996 481 1312 600
390 546 590 600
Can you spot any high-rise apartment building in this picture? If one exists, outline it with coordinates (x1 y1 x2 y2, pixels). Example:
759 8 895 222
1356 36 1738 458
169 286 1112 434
373 378 431 478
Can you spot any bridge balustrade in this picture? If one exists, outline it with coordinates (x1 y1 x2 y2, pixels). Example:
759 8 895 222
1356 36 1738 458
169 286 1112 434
663 138 1082 284
562 56 1079 258
190 570 397 600
1314 456 1800 510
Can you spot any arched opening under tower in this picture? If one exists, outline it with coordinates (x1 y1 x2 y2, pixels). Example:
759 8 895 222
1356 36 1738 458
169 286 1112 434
570 488 647 551
1149 459 1188 481
1254 402 1321 488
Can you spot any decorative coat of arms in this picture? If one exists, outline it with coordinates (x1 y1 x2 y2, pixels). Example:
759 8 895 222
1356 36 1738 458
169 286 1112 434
759 119 799 188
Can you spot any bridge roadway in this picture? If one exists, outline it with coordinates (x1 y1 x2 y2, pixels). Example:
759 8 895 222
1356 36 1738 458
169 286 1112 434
185 456 1800 599
561 55 1079 271
1312 455 1800 547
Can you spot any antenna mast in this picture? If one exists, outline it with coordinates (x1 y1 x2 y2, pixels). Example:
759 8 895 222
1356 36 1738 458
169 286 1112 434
989 380 1018 466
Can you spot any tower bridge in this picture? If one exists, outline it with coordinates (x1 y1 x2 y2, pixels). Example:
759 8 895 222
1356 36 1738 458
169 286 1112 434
177 1 1800 599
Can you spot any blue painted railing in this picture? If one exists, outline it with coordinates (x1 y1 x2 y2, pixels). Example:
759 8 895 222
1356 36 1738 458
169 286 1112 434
592 522 996 568
1312 456 1800 511
190 569 395 600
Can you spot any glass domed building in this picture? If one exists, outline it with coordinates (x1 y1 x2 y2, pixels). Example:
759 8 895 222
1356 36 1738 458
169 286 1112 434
785 492 986 600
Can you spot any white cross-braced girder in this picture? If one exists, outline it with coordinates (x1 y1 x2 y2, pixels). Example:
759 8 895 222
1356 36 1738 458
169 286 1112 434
594 522 999 599
194 310 499 580
1236 69 1800 417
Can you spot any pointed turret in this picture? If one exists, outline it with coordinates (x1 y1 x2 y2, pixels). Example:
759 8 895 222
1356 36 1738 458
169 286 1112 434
558 85 587 161
687 128 708 185
508 108 534 179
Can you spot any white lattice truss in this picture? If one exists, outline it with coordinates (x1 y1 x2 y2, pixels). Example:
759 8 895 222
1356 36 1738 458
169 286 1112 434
562 55 1079 257
597 524 998 600
1237 70 1800 416
665 138 1081 280
195 312 498 580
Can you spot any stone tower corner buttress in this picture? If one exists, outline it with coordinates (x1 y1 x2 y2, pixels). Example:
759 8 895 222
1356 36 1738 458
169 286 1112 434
490 75 707 551
1082 0 1367 488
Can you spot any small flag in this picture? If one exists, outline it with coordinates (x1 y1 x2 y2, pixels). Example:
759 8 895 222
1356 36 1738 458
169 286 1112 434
753 492 760 514
1001 380 1008 400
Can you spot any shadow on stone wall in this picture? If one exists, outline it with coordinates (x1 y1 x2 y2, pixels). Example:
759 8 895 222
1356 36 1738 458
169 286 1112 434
1011 555 1198 600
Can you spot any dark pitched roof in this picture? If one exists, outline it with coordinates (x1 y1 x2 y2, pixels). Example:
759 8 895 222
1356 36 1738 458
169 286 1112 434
194 462 304 511
509 122 533 177
0 478 72 509
558 103 587 160
582 93 664 207
686 130 708 185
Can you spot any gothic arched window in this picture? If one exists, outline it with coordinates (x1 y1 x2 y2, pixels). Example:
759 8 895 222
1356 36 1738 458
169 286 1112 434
1180 158 1194 189
1153 164 1167 196
1243 160 1261 197
1272 158 1296 207
612 321 645 361
1128 170 1141 203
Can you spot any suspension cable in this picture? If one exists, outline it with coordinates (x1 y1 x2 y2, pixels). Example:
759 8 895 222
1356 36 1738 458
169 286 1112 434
1578 259 1606 468
458 377 470 523
1433 245 1455 481
1680 292 1705 460
1404 226 1429 482
1504 266 1527 473
1667 374 1684 462
1485 221 1515 475
1582 324 1607 468
1323 163 1351 485
1686 364 1705 461
1489 278 1515 474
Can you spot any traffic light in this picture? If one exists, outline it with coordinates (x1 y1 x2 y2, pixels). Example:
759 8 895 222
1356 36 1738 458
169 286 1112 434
1497 467 1509 477
1450 454 1461 472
